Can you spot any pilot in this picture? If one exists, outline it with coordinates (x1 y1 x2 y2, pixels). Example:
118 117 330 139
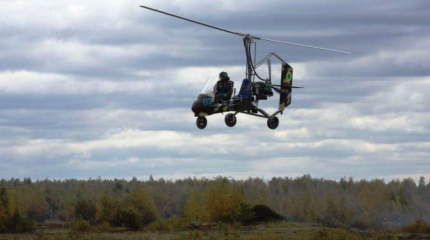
214 71 234 102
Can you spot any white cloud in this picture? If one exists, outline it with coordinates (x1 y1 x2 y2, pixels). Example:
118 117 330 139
0 71 154 95
364 78 430 112
349 114 428 133
274 128 311 139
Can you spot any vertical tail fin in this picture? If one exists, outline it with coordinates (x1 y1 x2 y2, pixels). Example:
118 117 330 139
279 62 293 110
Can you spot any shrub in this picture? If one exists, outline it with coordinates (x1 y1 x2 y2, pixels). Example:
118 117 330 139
97 222 111 232
43 220 65 229
119 207 143 231
237 203 256 225
165 216 185 230
369 233 400 240
147 219 165 231
402 219 430 234
7 210 37 233
72 218 92 232
312 228 362 240
147 216 185 231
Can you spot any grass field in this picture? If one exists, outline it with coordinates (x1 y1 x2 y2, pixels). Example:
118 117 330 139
1 221 429 240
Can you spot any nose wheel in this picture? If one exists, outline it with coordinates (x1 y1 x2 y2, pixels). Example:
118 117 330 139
225 113 237 127
196 116 207 129
267 116 279 130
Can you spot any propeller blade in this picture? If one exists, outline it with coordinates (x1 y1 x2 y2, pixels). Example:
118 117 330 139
271 86 282 94
271 85 303 96
140 5 245 37
271 84 304 89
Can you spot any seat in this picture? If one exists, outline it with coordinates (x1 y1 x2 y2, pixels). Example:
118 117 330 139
235 78 252 99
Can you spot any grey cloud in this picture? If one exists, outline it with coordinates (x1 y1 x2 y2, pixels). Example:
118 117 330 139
0 0 429 181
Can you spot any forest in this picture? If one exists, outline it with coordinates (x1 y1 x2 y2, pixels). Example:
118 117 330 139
0 175 430 237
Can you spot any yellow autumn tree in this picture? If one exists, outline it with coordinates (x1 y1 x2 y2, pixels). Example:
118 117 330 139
203 178 245 222
125 187 158 225
182 189 210 223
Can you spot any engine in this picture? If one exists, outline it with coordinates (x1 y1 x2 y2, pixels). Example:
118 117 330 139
253 82 273 100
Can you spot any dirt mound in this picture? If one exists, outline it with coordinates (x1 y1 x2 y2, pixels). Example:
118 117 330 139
252 205 285 222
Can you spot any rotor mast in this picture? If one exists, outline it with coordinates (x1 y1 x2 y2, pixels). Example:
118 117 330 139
243 35 253 81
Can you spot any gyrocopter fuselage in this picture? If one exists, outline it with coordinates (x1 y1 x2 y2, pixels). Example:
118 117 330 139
140 6 350 130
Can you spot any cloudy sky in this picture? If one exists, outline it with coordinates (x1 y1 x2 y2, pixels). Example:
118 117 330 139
0 0 429 181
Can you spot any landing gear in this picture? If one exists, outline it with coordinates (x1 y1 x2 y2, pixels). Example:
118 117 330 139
196 114 279 129
196 116 207 129
267 116 279 130
224 113 237 127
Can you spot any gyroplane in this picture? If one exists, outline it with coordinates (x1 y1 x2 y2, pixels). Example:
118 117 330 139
140 6 350 130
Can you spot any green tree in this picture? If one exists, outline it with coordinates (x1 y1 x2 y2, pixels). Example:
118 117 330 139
119 207 142 231
0 187 10 232
0 187 9 214
125 187 158 226
75 198 96 223
99 191 115 223
7 209 37 233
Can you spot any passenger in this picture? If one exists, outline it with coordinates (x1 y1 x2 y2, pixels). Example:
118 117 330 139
214 71 234 102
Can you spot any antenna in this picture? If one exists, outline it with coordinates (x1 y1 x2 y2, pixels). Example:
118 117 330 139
140 5 351 54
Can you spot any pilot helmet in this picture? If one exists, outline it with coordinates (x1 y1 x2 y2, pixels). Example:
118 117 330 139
219 71 228 79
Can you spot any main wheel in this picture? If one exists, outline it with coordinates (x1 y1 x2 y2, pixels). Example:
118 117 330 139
224 113 237 127
196 116 207 129
267 116 279 130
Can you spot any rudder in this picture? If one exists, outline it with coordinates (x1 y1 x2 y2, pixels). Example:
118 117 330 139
279 62 293 110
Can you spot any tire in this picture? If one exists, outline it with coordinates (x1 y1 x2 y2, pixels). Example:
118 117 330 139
267 116 279 130
224 113 237 127
196 116 207 129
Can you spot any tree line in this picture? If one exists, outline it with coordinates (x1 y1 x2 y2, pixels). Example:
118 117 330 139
0 175 429 233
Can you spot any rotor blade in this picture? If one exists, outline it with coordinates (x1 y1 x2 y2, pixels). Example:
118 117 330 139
254 37 351 54
140 6 246 37
140 6 351 54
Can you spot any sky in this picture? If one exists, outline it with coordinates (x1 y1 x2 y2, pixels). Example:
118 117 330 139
0 0 429 181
